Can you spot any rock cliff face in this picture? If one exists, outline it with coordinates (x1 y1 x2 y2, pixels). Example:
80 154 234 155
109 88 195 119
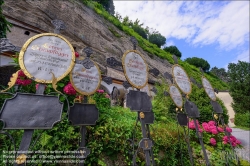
3 0 172 82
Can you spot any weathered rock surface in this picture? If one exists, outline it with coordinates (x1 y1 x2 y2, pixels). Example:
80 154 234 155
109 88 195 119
3 0 172 82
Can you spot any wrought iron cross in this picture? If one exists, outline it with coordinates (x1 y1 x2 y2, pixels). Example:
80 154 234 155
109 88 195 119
0 38 16 53
51 19 66 34
130 36 138 50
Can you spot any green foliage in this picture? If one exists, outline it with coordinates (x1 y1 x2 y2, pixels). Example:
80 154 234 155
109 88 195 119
210 67 229 82
235 112 250 128
132 24 147 39
189 85 229 124
93 0 115 15
185 57 210 72
227 61 250 114
148 32 166 48
108 26 122 38
0 0 12 38
163 46 182 58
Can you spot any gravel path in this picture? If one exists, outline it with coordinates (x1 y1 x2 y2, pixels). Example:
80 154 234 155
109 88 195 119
232 128 250 162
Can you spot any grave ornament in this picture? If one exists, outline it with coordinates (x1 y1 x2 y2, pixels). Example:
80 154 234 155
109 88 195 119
170 55 210 166
70 47 101 96
201 75 240 165
123 37 155 166
69 46 101 165
18 33 75 83
0 19 71 166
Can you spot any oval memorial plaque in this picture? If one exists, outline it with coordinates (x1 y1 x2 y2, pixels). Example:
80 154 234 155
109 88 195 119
19 33 75 83
172 65 191 95
169 84 183 108
202 76 216 101
70 59 101 95
122 50 148 89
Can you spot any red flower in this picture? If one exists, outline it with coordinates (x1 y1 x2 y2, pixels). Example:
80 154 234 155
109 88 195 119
96 89 104 93
18 70 26 77
211 129 218 135
226 127 232 133
217 127 224 132
210 138 216 146
63 82 76 95
75 52 79 58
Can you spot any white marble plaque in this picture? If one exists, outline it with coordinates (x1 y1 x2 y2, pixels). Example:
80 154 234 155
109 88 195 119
169 85 183 108
19 33 75 83
122 50 148 89
172 65 191 94
70 60 101 95
202 77 216 101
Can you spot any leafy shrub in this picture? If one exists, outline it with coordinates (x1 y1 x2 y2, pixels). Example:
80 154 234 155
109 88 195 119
235 112 250 128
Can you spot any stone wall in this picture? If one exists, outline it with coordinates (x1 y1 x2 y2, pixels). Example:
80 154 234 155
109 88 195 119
3 0 172 82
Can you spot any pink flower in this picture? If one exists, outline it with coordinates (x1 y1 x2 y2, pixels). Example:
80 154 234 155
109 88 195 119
211 129 218 135
16 78 32 86
232 142 237 147
188 120 195 129
96 89 104 93
208 121 216 126
223 136 228 142
199 128 203 133
223 141 227 144
75 52 79 58
236 139 241 145
18 70 26 77
23 79 32 86
230 135 236 142
217 127 224 132
210 138 216 146
202 122 209 130
63 82 76 95
226 127 232 133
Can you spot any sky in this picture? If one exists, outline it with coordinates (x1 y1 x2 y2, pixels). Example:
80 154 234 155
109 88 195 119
113 1 250 70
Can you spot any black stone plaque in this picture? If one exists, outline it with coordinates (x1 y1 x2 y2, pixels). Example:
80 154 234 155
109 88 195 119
69 103 99 125
144 112 155 124
210 100 223 114
126 90 152 112
184 100 200 118
177 113 188 126
0 93 63 129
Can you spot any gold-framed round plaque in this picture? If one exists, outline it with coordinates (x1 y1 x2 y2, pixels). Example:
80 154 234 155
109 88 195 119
70 59 101 95
122 50 148 89
169 84 183 108
172 64 192 95
19 33 75 83
202 76 216 101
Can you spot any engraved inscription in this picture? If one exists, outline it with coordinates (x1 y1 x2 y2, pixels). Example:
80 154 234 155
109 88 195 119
202 77 216 101
22 35 74 82
123 51 147 88
169 85 183 108
172 66 191 94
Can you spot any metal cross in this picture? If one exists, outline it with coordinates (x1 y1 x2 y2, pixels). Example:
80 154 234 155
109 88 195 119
51 19 66 34
130 36 138 50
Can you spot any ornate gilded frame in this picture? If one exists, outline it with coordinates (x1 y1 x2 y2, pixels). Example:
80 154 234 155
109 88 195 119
19 33 75 83
171 64 192 95
122 50 148 89
168 84 183 109
70 59 101 96
201 76 216 101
